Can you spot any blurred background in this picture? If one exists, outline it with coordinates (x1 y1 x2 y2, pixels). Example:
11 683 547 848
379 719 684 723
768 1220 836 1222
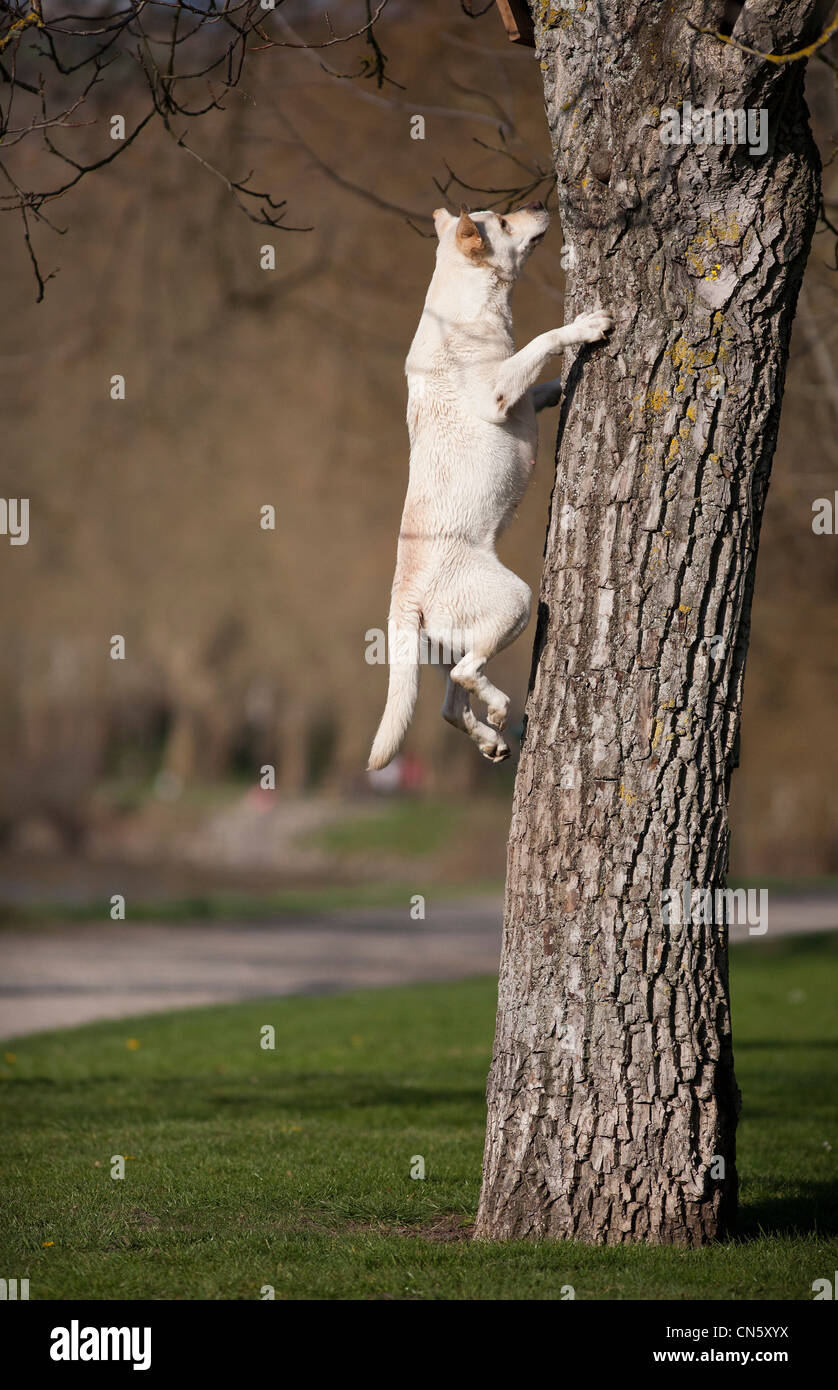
1 0 837 932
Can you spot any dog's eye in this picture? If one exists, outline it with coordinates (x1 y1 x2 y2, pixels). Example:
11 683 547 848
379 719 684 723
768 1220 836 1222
498 217 509 233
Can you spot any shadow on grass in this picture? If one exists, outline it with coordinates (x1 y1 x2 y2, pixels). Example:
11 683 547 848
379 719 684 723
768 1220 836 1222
737 1180 838 1239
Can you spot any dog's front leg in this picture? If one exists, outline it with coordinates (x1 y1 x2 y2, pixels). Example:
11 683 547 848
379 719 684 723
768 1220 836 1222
483 310 612 422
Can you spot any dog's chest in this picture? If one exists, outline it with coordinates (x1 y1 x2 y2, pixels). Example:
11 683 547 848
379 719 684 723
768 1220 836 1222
405 315 536 511
407 384 535 503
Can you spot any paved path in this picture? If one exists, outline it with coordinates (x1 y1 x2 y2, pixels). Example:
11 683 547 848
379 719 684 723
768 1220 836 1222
1 894 836 1039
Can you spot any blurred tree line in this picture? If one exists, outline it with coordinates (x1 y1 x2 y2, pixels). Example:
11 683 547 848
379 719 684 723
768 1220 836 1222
0 0 836 874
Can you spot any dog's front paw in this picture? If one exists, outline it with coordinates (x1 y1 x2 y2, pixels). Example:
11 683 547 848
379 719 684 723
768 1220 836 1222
572 309 614 344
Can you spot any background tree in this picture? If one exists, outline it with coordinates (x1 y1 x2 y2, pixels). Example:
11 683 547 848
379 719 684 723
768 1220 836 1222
0 0 393 297
476 0 832 1245
0 1 571 836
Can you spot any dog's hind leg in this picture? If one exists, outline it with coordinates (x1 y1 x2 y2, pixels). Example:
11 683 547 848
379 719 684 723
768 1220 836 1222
447 570 531 758
462 703 510 762
449 652 510 732
441 667 510 762
440 666 466 730
531 377 562 412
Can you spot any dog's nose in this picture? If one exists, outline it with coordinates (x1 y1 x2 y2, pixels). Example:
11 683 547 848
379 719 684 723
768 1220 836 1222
523 200 545 212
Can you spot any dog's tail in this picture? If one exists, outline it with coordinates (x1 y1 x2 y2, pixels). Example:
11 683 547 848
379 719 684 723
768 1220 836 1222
367 598 422 771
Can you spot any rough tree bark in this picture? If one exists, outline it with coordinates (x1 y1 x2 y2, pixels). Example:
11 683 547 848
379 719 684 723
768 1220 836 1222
476 0 824 1245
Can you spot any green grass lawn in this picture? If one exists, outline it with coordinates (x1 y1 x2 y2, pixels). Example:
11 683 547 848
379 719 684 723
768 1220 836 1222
304 798 465 857
1 934 836 1300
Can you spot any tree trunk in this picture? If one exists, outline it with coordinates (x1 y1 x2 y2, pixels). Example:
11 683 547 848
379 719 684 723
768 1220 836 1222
476 0 822 1245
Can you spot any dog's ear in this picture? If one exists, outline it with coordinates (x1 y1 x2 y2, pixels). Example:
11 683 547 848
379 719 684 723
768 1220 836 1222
432 207 454 238
455 205 486 260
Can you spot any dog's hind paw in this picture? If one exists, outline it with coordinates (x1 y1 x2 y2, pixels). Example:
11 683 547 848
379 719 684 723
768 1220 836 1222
480 736 510 763
487 698 510 732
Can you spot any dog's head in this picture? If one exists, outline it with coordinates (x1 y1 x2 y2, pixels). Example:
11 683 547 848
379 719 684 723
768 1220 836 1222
432 202 550 281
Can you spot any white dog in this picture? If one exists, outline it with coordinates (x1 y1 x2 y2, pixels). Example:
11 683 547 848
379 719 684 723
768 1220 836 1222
368 202 612 769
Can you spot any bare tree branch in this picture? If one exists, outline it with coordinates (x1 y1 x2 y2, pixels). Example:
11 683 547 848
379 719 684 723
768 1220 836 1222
0 0 395 296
